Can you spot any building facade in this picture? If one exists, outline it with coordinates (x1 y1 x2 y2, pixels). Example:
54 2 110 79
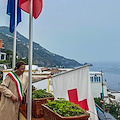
90 71 108 98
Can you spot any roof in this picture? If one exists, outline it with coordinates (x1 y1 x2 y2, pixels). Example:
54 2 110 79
32 76 48 83
90 71 104 75
48 69 61 75
52 64 90 78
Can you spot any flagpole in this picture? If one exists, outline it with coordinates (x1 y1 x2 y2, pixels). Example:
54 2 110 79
101 70 105 112
12 0 17 69
27 0 33 119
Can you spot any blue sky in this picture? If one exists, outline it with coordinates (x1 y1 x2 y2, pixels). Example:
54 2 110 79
0 0 120 64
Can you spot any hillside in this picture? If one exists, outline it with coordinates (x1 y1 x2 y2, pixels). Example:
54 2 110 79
0 26 82 68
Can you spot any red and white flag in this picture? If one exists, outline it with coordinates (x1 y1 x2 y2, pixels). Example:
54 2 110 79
52 65 98 120
19 0 43 19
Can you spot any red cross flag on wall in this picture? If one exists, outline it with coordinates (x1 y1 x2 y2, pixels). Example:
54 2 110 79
68 88 89 110
52 65 98 120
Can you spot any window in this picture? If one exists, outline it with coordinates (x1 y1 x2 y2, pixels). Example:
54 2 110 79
99 77 101 82
90 77 93 82
94 76 97 82
96 77 98 82
1 54 4 60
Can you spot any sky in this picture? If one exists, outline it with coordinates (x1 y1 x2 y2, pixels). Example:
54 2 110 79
0 0 120 64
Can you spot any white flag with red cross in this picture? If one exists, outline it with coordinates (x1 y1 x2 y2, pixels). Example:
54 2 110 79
52 65 98 120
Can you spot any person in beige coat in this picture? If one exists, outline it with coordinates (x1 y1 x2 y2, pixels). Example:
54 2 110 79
0 61 28 120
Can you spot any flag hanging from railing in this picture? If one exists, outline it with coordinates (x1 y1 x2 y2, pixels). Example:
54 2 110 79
52 65 98 120
7 0 21 33
19 0 43 19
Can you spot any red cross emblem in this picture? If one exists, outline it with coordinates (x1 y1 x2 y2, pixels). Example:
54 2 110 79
68 88 89 110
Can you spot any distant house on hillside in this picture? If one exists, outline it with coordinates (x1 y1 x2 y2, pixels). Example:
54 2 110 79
0 52 6 61
0 39 6 61
2 65 62 90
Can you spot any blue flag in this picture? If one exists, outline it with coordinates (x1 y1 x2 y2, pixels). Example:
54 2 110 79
7 0 21 33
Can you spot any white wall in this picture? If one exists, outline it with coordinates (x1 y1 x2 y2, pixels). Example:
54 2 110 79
32 79 48 90
91 82 108 98
111 93 120 101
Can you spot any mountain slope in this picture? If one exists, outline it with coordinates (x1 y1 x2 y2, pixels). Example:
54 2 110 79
0 26 82 67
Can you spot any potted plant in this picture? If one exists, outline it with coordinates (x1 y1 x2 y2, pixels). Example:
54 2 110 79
42 98 90 120
19 86 54 118
32 89 54 118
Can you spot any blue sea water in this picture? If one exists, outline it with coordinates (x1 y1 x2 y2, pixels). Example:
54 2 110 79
89 62 120 91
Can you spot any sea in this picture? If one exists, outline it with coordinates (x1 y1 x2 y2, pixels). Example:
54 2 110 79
89 62 120 91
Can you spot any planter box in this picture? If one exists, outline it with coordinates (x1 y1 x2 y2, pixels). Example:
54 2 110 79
32 97 54 118
42 104 90 120
19 104 27 118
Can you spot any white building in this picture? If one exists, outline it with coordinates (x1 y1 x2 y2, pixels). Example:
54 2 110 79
2 66 109 100
0 52 6 61
2 65 52 91
90 71 108 98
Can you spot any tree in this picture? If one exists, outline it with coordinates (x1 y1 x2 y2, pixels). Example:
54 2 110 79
94 97 120 119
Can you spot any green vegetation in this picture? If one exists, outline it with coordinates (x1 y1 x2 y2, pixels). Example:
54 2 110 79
0 50 13 68
0 27 81 68
0 49 34 68
45 98 89 117
94 97 102 108
16 58 29 65
32 89 54 99
94 97 120 119
0 80 2 84
105 102 120 119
